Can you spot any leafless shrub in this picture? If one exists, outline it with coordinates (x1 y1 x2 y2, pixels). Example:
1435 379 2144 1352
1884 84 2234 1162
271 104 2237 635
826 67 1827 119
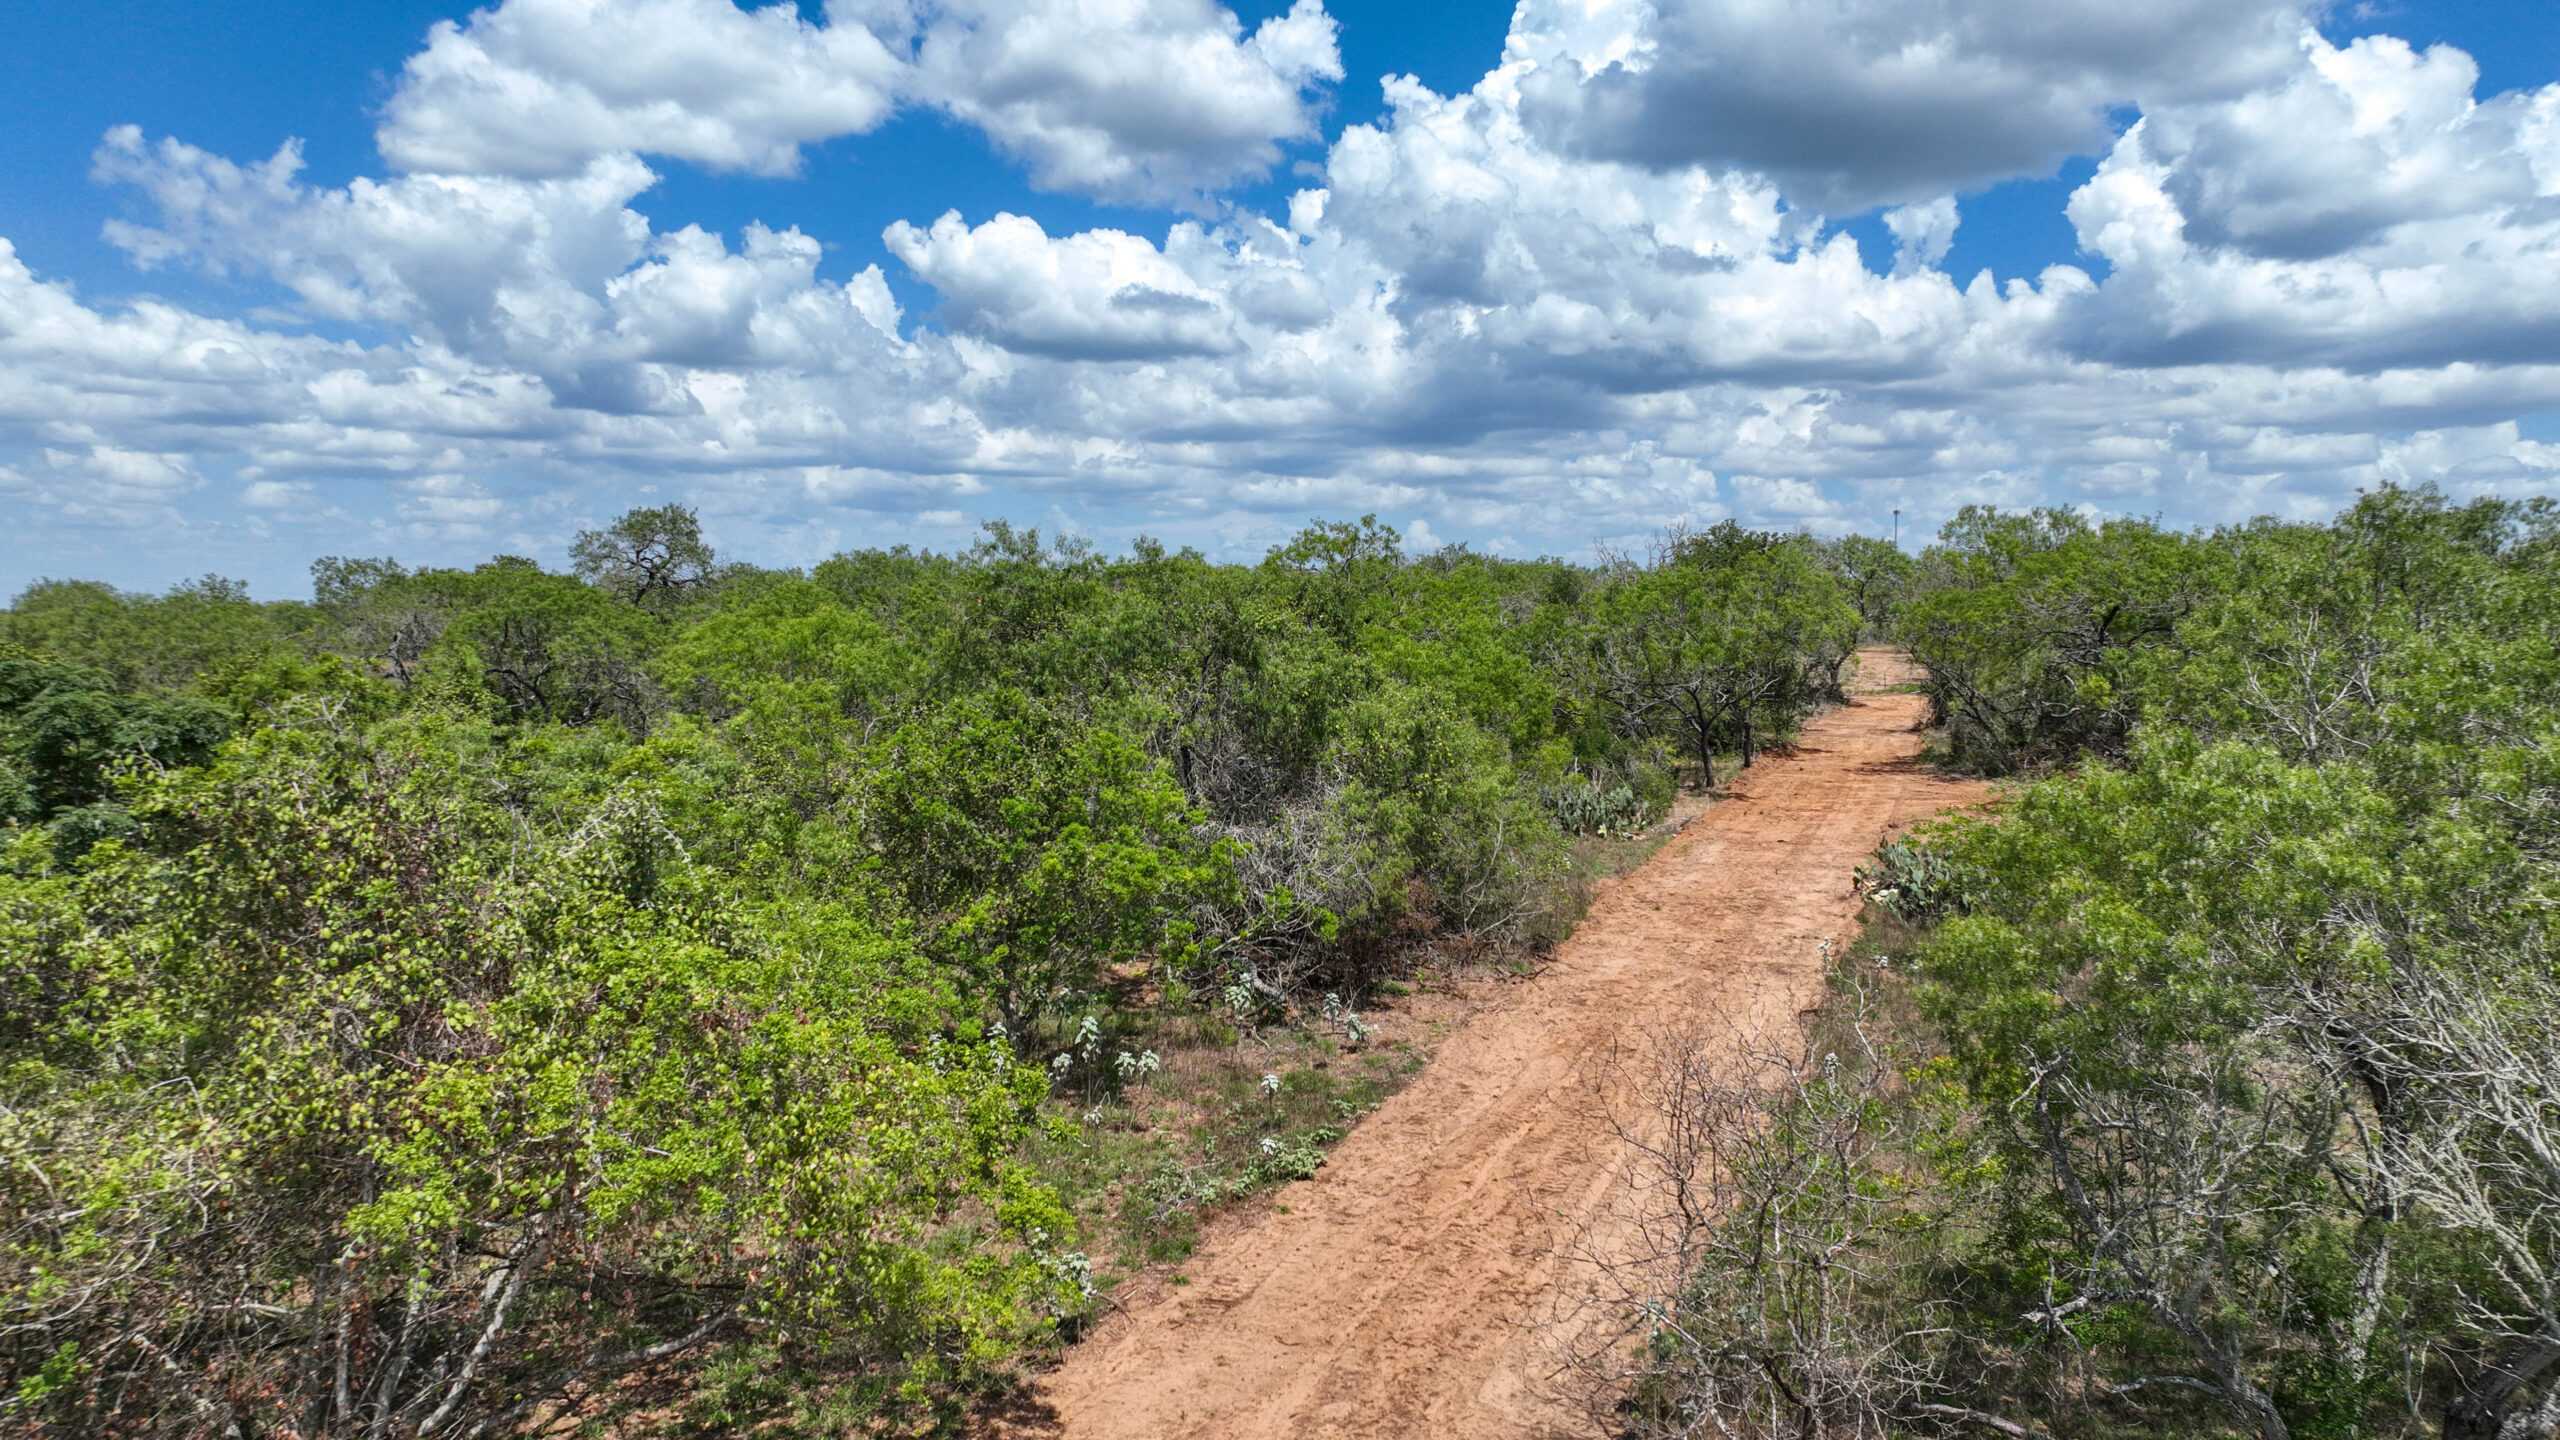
1187 765 1565 1004
2294 958 2560 1439
1548 985 2032 1439
2015 1030 2342 1440
1187 789 1374 1000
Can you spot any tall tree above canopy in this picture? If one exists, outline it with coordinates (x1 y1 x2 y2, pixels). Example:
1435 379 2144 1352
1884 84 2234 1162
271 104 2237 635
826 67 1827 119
571 505 718 611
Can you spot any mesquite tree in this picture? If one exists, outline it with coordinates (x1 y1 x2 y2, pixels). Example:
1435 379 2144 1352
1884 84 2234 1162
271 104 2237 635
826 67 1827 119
1583 523 1856 786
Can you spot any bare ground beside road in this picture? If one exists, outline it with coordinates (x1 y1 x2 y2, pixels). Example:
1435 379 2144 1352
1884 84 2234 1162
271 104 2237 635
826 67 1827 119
1006 652 1984 1440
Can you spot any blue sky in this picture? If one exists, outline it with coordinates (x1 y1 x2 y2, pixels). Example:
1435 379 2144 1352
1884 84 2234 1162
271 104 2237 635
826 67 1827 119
4 0 2560 595
3 0 1534 338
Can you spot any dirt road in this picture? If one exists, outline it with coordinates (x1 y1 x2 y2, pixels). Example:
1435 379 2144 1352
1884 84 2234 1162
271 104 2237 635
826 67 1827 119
1021 654 1985 1439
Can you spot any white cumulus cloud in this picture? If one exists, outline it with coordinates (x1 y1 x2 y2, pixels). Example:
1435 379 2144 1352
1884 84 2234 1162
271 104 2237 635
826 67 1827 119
94 127 922 413
0 447 206 529
369 0 1338 208
886 211 1249 358
2062 37 2560 369
378 0 906 177
909 0 1341 206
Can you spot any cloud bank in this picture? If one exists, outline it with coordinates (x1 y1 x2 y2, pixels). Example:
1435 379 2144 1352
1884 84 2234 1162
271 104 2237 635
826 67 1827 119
7 0 2560 586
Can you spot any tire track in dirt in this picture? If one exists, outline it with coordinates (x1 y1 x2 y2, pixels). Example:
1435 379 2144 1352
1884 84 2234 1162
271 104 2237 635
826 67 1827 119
1008 653 1986 1440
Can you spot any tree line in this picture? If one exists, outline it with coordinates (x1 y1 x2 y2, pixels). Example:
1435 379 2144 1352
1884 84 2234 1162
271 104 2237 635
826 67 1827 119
0 509 1872 1436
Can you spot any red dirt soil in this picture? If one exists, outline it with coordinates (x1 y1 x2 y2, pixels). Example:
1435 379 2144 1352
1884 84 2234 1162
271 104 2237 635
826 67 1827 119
1009 652 1986 1439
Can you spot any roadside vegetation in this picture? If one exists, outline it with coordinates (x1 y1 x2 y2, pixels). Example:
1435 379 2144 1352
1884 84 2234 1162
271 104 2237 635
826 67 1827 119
0 512 1868 1436
1602 487 2560 1440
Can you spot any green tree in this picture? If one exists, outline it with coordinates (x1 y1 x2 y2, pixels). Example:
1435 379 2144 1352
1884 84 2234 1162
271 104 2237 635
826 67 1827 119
0 648 228 854
427 557 664 729
2 575 290 693
856 688 1226 1042
1584 522 1856 785
1898 507 2223 772
309 555 445 687
653 577 920 722
1819 532 1917 641
0 715 1076 1437
570 503 719 610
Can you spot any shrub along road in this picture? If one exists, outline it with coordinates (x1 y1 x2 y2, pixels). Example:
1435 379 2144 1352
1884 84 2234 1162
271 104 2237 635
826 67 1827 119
1011 653 1987 1439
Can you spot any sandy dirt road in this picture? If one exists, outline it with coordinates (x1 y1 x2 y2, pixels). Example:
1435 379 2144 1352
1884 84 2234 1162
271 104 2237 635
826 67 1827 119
1014 654 1985 1440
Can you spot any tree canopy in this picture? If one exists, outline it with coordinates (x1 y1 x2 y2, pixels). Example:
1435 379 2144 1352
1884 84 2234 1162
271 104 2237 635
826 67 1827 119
0 509 1865 1435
